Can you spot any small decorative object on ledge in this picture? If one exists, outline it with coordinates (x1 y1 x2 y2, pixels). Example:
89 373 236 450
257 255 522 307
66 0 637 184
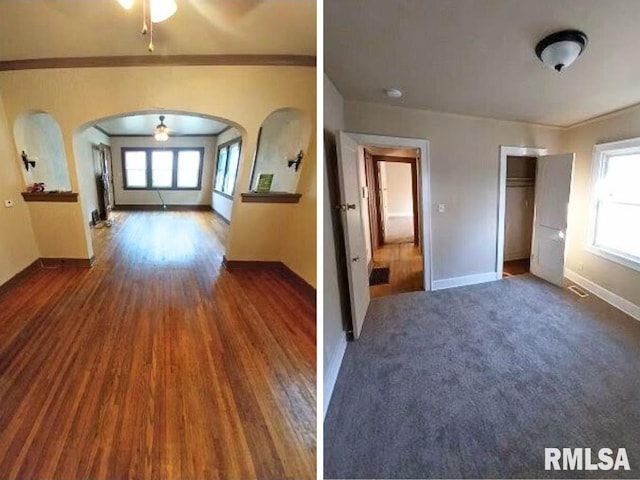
26 182 45 193
255 173 274 193
21 151 36 171
287 150 304 172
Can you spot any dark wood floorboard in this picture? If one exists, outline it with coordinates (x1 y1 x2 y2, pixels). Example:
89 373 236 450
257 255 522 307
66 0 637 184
370 243 423 298
0 210 316 480
503 258 531 276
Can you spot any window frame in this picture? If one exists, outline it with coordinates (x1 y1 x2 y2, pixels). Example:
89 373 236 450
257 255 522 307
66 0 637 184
588 137 640 272
213 138 242 199
122 147 205 191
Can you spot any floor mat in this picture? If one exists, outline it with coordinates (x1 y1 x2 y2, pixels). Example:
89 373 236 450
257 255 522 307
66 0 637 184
369 267 390 286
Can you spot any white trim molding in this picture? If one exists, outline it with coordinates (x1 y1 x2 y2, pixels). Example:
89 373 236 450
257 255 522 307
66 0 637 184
323 334 348 419
497 146 548 278
433 272 499 291
565 269 640 322
348 132 433 291
586 138 640 273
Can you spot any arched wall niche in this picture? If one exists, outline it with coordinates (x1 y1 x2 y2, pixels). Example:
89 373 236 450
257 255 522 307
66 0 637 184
13 110 71 191
250 108 312 193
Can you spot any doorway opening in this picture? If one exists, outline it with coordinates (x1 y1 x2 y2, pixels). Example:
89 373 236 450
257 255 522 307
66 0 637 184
503 155 537 277
364 146 423 297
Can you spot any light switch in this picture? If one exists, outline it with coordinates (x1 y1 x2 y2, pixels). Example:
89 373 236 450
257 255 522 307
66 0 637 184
438 203 446 213
3 199 14 208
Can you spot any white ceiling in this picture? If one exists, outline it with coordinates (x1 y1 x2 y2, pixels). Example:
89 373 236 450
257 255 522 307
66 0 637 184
0 0 315 59
95 113 229 136
325 0 640 127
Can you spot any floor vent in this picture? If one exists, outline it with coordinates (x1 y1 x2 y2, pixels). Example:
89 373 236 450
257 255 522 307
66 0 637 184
568 285 589 298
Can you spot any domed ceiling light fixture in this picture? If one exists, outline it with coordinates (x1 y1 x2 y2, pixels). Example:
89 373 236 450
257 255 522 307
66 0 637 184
535 30 588 72
154 115 169 141
116 0 177 52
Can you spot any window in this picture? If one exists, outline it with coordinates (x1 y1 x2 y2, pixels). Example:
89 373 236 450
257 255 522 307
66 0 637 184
122 147 204 190
589 138 640 271
214 138 242 197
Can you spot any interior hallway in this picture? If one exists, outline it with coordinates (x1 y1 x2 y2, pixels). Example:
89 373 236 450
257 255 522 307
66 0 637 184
0 211 316 480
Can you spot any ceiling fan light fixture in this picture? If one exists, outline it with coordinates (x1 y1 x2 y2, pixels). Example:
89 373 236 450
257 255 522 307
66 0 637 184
150 0 177 23
154 115 169 141
535 30 588 72
117 0 134 9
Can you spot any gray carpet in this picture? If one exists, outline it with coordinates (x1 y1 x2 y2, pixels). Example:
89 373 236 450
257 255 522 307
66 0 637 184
324 275 640 479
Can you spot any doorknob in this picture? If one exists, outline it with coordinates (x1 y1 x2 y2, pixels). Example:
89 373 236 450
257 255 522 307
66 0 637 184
347 204 356 210
352 256 360 262
335 204 346 211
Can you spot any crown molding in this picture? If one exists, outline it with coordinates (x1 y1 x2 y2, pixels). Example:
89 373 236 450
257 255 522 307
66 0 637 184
0 54 316 71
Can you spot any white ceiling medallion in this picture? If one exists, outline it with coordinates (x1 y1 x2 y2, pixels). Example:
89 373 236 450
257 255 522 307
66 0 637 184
535 30 588 72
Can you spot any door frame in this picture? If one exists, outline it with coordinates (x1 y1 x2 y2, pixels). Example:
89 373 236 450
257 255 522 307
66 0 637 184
371 155 420 247
497 145 547 278
348 133 433 291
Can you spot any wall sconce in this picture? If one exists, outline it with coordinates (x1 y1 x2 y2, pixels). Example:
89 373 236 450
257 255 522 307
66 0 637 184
21 151 36 171
287 150 304 172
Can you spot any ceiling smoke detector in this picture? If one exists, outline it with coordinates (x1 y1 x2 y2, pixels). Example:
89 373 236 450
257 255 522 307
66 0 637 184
535 30 588 72
385 88 403 99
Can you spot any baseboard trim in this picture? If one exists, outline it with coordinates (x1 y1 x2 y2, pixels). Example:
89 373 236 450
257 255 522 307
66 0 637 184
113 204 211 211
324 334 348 420
565 269 640 322
0 259 41 296
222 257 315 304
433 271 499 291
212 208 231 224
41 257 95 268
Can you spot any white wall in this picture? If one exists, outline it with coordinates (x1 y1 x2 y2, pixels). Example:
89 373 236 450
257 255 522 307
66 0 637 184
383 161 413 217
212 127 242 221
251 109 311 193
564 105 640 308
110 135 217 206
323 74 348 417
74 127 110 224
344 100 563 281
13 112 71 190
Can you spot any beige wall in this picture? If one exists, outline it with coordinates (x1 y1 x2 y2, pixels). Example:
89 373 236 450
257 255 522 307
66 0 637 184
0 96 39 285
383 161 413 216
110 135 217 206
0 66 316 281
344 100 563 280
564 106 640 307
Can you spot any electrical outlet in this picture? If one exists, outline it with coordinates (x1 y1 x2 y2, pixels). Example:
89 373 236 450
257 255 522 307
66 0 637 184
578 262 584 271
438 203 446 213
3 199 14 208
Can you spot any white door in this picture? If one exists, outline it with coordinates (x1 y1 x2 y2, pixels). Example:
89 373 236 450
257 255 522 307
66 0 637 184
530 153 574 286
337 132 370 339
379 162 389 240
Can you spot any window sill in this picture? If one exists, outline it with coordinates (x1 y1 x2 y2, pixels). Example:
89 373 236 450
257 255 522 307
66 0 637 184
240 192 302 204
586 244 640 273
213 190 234 200
22 191 78 203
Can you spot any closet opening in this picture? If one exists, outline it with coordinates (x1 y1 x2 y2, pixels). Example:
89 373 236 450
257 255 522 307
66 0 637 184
503 155 537 277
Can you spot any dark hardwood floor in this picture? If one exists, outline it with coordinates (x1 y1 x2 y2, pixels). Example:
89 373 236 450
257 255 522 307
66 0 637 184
0 211 316 479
